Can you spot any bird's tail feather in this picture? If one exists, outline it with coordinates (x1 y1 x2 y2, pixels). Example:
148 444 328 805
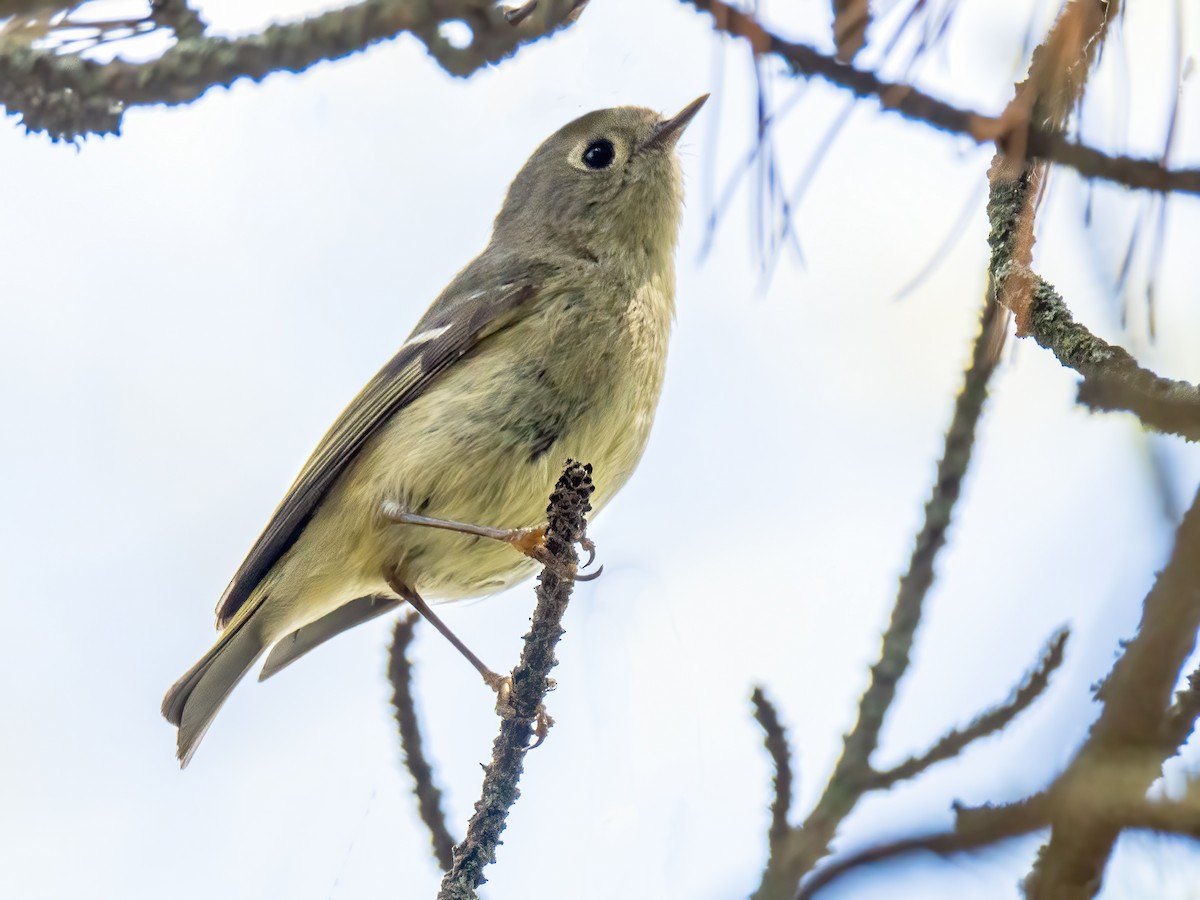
259 594 401 682
162 611 268 767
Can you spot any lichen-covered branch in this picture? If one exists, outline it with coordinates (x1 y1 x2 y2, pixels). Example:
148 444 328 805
751 687 794 848
679 0 1200 196
437 460 593 900
149 0 207 41
388 611 455 872
868 628 1068 791
986 175 1200 442
0 0 587 140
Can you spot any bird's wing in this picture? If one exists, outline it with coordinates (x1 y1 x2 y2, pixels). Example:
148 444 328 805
214 275 541 628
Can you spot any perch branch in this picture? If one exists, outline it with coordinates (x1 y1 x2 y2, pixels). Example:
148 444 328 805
437 460 594 900
388 611 455 872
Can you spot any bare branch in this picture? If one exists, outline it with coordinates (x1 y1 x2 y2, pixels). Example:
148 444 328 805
1024 483 1200 899
437 460 594 900
1163 667 1200 753
751 291 1004 899
388 611 455 872
799 781 1200 898
753 6 1117 882
869 628 1069 790
751 687 794 847
830 0 869 63
679 0 1200 196
0 0 587 140
796 797 1052 900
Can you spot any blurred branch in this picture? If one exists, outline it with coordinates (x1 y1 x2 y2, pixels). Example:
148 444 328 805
802 780 1200 899
868 628 1069 790
437 461 593 900
149 0 206 41
794 5 1200 893
751 687 794 848
1024 482 1200 899
0 0 587 140
796 795 1053 900
388 611 455 872
830 0 869 62
680 0 1200 196
750 291 1005 899
1163 667 1200 752
752 8 1124 893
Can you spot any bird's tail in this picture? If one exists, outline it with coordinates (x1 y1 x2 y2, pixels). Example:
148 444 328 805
162 609 268 767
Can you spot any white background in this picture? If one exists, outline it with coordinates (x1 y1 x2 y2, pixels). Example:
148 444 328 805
3 0 1200 897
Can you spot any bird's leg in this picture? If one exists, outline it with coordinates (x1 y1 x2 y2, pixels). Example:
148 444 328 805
386 575 513 705
382 500 600 579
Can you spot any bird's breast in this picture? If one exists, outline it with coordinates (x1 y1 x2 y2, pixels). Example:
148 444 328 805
339 274 673 601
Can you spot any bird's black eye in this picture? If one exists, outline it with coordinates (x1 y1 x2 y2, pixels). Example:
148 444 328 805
582 139 615 169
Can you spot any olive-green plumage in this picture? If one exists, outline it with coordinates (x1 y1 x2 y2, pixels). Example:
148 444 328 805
162 97 707 766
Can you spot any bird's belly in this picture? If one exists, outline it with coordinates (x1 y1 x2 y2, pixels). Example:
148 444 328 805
322 319 665 603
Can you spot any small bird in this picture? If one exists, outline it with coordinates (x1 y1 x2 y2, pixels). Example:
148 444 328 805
163 96 708 766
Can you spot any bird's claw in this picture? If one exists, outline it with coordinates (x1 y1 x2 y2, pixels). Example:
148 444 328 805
530 704 555 748
524 532 603 582
484 670 555 746
485 671 515 718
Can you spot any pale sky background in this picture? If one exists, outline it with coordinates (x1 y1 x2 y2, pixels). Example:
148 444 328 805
3 1 1200 898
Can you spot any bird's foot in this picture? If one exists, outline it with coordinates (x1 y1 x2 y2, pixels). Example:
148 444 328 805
383 502 602 581
484 669 555 747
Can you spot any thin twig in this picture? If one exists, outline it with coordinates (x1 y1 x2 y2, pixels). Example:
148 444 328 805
437 460 594 900
869 628 1069 790
679 0 1200 196
796 797 1053 900
0 0 587 140
751 687 794 847
388 611 455 872
830 0 870 62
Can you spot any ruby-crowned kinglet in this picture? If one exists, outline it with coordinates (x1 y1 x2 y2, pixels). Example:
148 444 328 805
162 96 708 766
